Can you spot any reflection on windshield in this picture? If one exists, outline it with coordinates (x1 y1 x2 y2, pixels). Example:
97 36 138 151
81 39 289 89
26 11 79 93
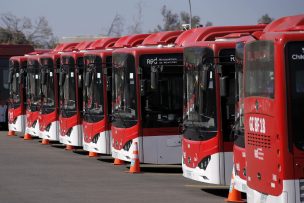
8 61 21 107
40 58 55 114
234 42 245 148
184 48 216 128
60 56 76 117
63 68 76 110
245 41 274 98
112 53 137 128
27 60 40 111
83 55 104 122
139 53 183 128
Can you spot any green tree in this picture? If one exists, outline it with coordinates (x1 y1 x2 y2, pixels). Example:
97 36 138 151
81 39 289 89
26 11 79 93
258 14 274 24
154 6 203 31
0 13 57 48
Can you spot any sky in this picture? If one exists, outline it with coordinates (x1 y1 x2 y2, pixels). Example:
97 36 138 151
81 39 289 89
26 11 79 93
1 0 304 39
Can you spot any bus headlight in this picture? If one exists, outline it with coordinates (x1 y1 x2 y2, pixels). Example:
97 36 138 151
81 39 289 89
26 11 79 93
32 120 37 128
92 133 100 144
66 128 72 137
198 155 211 170
45 123 51 132
123 140 133 151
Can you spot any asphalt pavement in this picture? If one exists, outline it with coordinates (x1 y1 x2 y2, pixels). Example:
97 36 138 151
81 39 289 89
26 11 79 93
0 131 228 203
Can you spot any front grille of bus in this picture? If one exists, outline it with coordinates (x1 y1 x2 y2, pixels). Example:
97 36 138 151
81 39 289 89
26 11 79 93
300 179 304 202
247 132 271 149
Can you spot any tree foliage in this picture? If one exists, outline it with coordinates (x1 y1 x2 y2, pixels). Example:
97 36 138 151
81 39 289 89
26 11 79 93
127 1 143 34
106 14 124 37
258 14 274 24
154 6 212 32
0 13 57 48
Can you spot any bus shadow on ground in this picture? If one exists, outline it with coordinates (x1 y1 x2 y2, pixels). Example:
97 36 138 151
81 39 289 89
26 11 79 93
133 164 182 174
51 143 71 149
97 156 115 163
201 188 229 198
201 188 247 199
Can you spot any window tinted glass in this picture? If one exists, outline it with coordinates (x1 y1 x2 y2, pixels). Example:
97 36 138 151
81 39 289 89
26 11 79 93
234 42 245 148
112 53 137 128
40 58 55 114
286 41 304 150
245 41 274 98
60 56 76 117
183 47 217 141
140 53 183 128
83 55 104 122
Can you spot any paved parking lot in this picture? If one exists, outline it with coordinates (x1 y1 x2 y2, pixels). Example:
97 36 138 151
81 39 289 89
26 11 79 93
0 131 228 203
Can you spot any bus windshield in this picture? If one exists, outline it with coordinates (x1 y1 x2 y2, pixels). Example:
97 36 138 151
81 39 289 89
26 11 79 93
112 53 137 128
40 58 55 114
286 41 304 150
8 60 21 108
245 41 274 98
27 59 41 112
140 53 183 128
83 55 104 122
183 47 217 141
234 42 245 148
60 56 76 117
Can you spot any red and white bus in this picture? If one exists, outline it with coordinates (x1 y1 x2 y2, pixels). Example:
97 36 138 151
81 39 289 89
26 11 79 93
82 33 183 155
110 27 256 165
8 56 30 134
244 14 304 202
38 43 78 142
8 50 50 136
25 54 48 138
58 41 94 148
82 37 120 154
3 45 34 132
181 25 266 185
232 36 256 192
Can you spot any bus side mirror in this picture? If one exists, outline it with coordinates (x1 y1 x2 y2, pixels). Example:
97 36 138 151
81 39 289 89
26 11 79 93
151 67 158 90
200 68 208 91
59 72 65 86
106 76 111 91
140 80 146 96
41 71 47 85
220 76 229 97
85 72 92 87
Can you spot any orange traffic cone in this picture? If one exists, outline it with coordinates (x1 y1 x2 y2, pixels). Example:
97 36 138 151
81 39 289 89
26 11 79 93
225 171 244 203
7 130 15 136
41 139 50 145
88 151 98 157
65 145 74 150
23 133 32 140
113 158 124 165
128 142 140 173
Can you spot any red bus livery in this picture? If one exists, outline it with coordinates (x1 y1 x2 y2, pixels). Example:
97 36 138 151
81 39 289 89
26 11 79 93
244 14 304 203
38 43 79 142
182 25 266 185
5 45 34 132
82 34 154 154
